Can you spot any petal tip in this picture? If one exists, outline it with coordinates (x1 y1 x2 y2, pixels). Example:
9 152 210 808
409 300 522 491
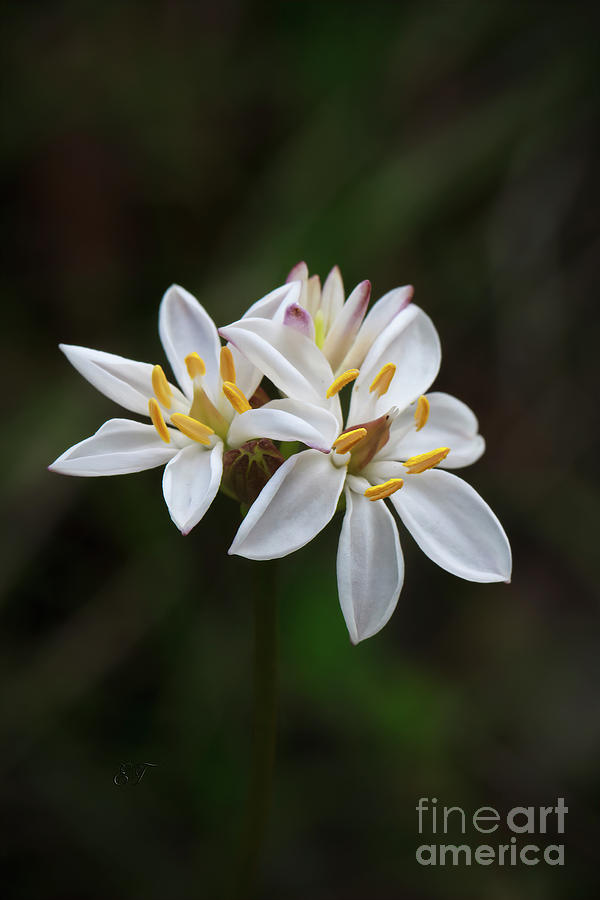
401 285 414 309
286 261 308 283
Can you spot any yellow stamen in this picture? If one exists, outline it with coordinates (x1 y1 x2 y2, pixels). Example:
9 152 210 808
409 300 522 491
414 395 429 431
326 368 360 398
170 413 214 445
185 352 206 379
151 364 173 409
148 398 170 443
219 346 236 384
369 363 396 396
222 381 251 414
332 427 368 455
364 478 404 501
403 447 450 474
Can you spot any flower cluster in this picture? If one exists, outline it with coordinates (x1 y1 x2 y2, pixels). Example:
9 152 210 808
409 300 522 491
50 263 511 642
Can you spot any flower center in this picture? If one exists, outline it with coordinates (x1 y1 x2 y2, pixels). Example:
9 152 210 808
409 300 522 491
344 411 398 472
149 347 252 445
324 363 450 499
325 363 400 471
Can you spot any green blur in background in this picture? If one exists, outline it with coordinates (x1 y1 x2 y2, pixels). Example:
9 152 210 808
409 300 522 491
2 2 599 898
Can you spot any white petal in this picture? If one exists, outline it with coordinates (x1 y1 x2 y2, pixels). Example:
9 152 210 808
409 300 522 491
227 399 340 451
320 266 345 333
322 280 370 374
302 275 322 317
59 344 185 417
386 392 485 468
228 284 304 400
391 469 512 583
362 460 407 483
286 261 309 283
162 441 223 535
228 344 262 400
350 305 441 422
340 285 413 371
242 280 302 319
229 449 346 560
337 481 404 644
48 418 180 476
158 284 221 399
219 317 338 410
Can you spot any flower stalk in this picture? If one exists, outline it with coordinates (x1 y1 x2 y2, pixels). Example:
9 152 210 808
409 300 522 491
236 561 279 899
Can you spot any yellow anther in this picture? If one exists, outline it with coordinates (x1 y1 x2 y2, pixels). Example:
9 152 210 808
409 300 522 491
326 368 360 399
151 364 173 409
332 427 368 455
414 395 429 431
364 478 404 501
403 447 450 474
222 381 252 414
185 352 206 379
170 414 214 445
369 363 396 396
219 346 236 384
148 398 170 443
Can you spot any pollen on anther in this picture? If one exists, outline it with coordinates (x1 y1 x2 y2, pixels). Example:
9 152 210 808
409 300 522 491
364 478 404 501
170 413 214 445
185 352 206 379
332 427 368 455
152 364 173 409
223 381 251 414
403 447 450 474
369 363 396 396
220 346 236 384
414 395 429 431
148 398 170 443
326 369 359 398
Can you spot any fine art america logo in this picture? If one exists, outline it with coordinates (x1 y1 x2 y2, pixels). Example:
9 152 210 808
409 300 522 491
416 797 567 866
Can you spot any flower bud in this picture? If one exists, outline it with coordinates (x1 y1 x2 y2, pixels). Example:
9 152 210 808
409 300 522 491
222 439 285 505
249 386 271 409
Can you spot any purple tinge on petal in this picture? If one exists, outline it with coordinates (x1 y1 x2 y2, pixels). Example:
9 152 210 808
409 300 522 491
283 302 315 339
322 279 371 372
286 261 309 283
395 285 413 313
346 279 371 323
337 284 415 373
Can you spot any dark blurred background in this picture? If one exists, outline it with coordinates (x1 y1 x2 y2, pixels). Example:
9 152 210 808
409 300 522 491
2 2 599 898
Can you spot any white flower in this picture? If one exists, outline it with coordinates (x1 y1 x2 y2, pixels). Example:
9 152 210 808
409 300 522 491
50 283 333 535
242 261 416 376
220 308 511 644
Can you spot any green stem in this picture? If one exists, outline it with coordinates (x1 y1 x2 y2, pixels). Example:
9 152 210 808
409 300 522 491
236 561 278 899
